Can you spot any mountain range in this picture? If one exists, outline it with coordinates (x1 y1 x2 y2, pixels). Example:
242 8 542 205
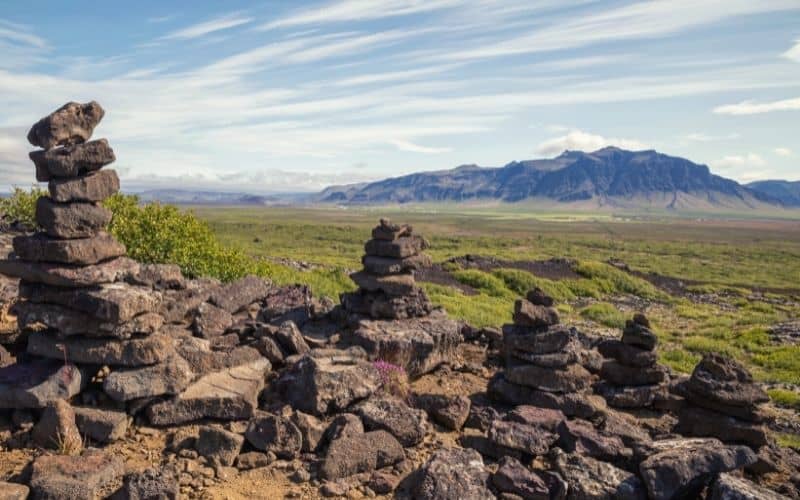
317 147 790 211
745 180 800 207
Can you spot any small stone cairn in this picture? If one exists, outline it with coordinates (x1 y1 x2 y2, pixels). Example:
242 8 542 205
595 313 669 409
341 218 432 320
488 288 605 418
676 353 771 449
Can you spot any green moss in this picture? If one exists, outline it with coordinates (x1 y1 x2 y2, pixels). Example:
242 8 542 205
579 302 626 328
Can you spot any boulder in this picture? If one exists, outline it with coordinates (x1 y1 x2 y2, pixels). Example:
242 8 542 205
27 101 105 150
513 299 559 328
277 355 380 416
29 450 125 500
504 361 592 393
710 472 786 500
103 355 194 401
355 396 429 447
13 232 125 265
0 256 138 288
347 311 461 377
208 275 271 313
0 360 85 409
147 358 269 425
362 254 431 275
320 430 404 480
73 406 128 443
245 413 303 459
32 399 82 452
492 456 551 500
19 282 160 323
48 169 119 202
0 482 29 500
639 438 758 500
274 320 310 355
414 394 470 431
27 332 173 367
291 410 326 453
685 354 769 408
197 426 245 466
120 467 179 500
323 413 365 445
350 271 417 296
488 420 559 456
364 235 428 258
552 449 647 500
35 197 112 239
414 447 494 500
192 302 233 338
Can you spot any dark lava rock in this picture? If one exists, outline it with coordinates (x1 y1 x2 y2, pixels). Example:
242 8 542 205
197 426 245 466
28 101 105 150
414 447 495 500
13 232 125 265
492 456 551 499
319 430 404 480
29 449 124 500
552 448 647 500
355 396 428 447
414 393 471 431
245 413 302 459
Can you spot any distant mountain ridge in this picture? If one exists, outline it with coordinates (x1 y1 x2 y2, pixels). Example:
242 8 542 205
317 147 781 210
134 189 303 206
746 180 800 207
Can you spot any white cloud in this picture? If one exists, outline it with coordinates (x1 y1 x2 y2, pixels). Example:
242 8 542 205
784 39 800 62
713 97 800 115
686 132 740 142
774 147 793 157
160 13 252 41
713 154 767 168
536 129 649 156
389 140 451 154
0 19 47 49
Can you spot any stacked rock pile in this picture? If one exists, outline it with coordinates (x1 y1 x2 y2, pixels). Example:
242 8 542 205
488 288 606 418
676 353 771 449
595 313 669 408
341 218 432 320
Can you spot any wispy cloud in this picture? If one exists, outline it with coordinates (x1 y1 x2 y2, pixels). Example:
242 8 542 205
147 15 176 24
0 19 47 49
713 97 800 115
536 129 649 156
686 132 740 142
714 153 767 168
774 147 793 157
390 139 452 154
784 39 800 62
160 12 253 41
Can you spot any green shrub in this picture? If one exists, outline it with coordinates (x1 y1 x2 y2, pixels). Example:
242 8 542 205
579 302 626 328
574 261 668 300
0 186 45 228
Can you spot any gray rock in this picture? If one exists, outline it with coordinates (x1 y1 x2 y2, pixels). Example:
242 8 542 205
274 320 310 355
710 472 786 500
414 394 471 431
504 361 592 393
277 355 379 416
15 301 162 339
320 430 404 480
236 452 273 470
208 275 271 313
29 449 125 500
513 299 560 328
597 339 657 367
639 438 758 500
255 335 285 365
120 467 179 500
621 322 657 350
147 358 269 425
676 406 769 448
506 338 584 368
192 302 233 338
362 254 431 275
347 311 462 377
355 396 428 447
323 413 365 446
0 482 29 500
13 232 126 265
245 413 302 459
596 382 666 409
19 282 161 323
0 360 85 409
600 361 667 386
506 406 566 432
552 449 647 500
32 139 114 182
103 355 194 401
197 426 244 466
556 419 628 462
159 281 219 323
487 374 606 418
503 324 576 355
48 169 119 202
291 411 326 452
73 406 128 443
27 101 105 150
128 263 184 290
27 332 173 367
350 271 417 296
341 288 433 320
371 219 412 240
32 399 82 451
492 456 551 499
488 420 558 456
685 353 769 408
526 288 554 307
414 447 494 500
35 197 112 239
364 235 428 258
0 256 138 288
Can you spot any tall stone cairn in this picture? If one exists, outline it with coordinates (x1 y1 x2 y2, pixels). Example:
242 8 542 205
488 289 606 418
0 101 172 409
341 218 433 320
675 353 772 449
594 313 669 408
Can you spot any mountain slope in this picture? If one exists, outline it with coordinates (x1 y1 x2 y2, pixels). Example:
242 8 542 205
317 147 779 210
746 180 800 206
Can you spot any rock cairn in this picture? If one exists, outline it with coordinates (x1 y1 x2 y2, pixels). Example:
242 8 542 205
488 289 605 418
676 353 771 449
595 313 669 408
341 218 432 320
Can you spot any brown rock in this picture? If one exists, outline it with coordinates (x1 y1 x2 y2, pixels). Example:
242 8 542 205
245 413 302 459
362 254 431 275
274 320 310 355
103 354 195 401
32 139 115 182
208 275 272 313
32 399 82 452
27 101 105 150
371 219 412 240
13 232 125 265
29 449 125 500
364 235 428 258
597 339 658 367
513 299 559 328
504 361 592 393
0 360 85 409
19 282 160 323
526 288 554 307
36 197 112 239
0 482 29 500
320 430 404 480
197 426 244 466
601 360 667 386
414 394 471 431
488 420 559 456
27 331 173 367
350 270 417 296
48 169 119 203
73 406 128 443
503 324 575 355
355 396 429 447
192 302 233 338
492 456 551 499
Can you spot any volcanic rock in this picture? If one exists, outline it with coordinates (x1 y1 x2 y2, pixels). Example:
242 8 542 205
355 396 429 447
504 361 592 393
488 419 559 456
35 197 112 239
488 373 607 418
12 232 126 265
362 254 431 275
120 467 180 500
103 354 194 401
492 456 551 500
27 331 173 366
710 472 786 500
556 419 628 462
320 430 404 480
27 101 105 150
0 482 29 500
209 275 272 313
552 449 647 500
29 449 124 500
413 447 494 500
513 299 560 328
364 235 428 258
274 320 310 355
192 302 233 338
48 169 119 202
0 256 138 287
197 426 245 466
371 219 412 240
350 271 417 296
19 282 161 323
73 406 128 443
0 360 85 409
245 413 302 459
600 361 667 386
32 399 82 451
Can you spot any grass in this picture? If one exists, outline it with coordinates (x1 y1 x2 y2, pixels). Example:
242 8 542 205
776 433 800 450
768 389 800 410
580 302 628 328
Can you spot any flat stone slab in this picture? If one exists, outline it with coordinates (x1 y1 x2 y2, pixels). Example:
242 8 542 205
18 302 163 339
147 358 270 425
27 101 105 150
488 374 606 419
48 169 120 202
362 254 430 275
596 382 667 409
209 275 272 313
35 197 112 239
103 354 195 401
32 139 115 182
347 311 461 377
320 430 404 480
503 324 576 355
504 361 592 393
29 449 124 500
0 360 85 409
20 282 161 323
74 406 129 442
13 232 125 265
350 271 417 296
0 256 138 287
27 331 173 367
364 235 428 258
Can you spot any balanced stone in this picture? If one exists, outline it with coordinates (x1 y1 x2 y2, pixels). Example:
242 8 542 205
27 331 173 366
12 232 125 265
35 197 112 239
350 270 417 296
16 301 163 338
597 339 657 367
622 321 658 350
362 254 431 275
503 324 575 355
504 361 592 393
27 101 105 150
48 169 119 202
20 282 160 323
488 373 607 418
513 299 559 328
372 218 412 240
0 256 138 287
103 354 195 401
365 235 428 258
31 139 116 182
600 360 667 386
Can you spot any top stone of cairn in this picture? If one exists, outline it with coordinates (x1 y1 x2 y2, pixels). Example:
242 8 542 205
27 101 105 150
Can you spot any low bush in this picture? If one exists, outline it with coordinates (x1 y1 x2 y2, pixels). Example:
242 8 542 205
0 186 46 229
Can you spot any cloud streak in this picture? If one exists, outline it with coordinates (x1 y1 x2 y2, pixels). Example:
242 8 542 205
160 12 253 41
713 97 800 115
536 129 649 156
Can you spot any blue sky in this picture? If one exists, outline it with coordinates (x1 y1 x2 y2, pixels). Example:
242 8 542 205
0 0 798 193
